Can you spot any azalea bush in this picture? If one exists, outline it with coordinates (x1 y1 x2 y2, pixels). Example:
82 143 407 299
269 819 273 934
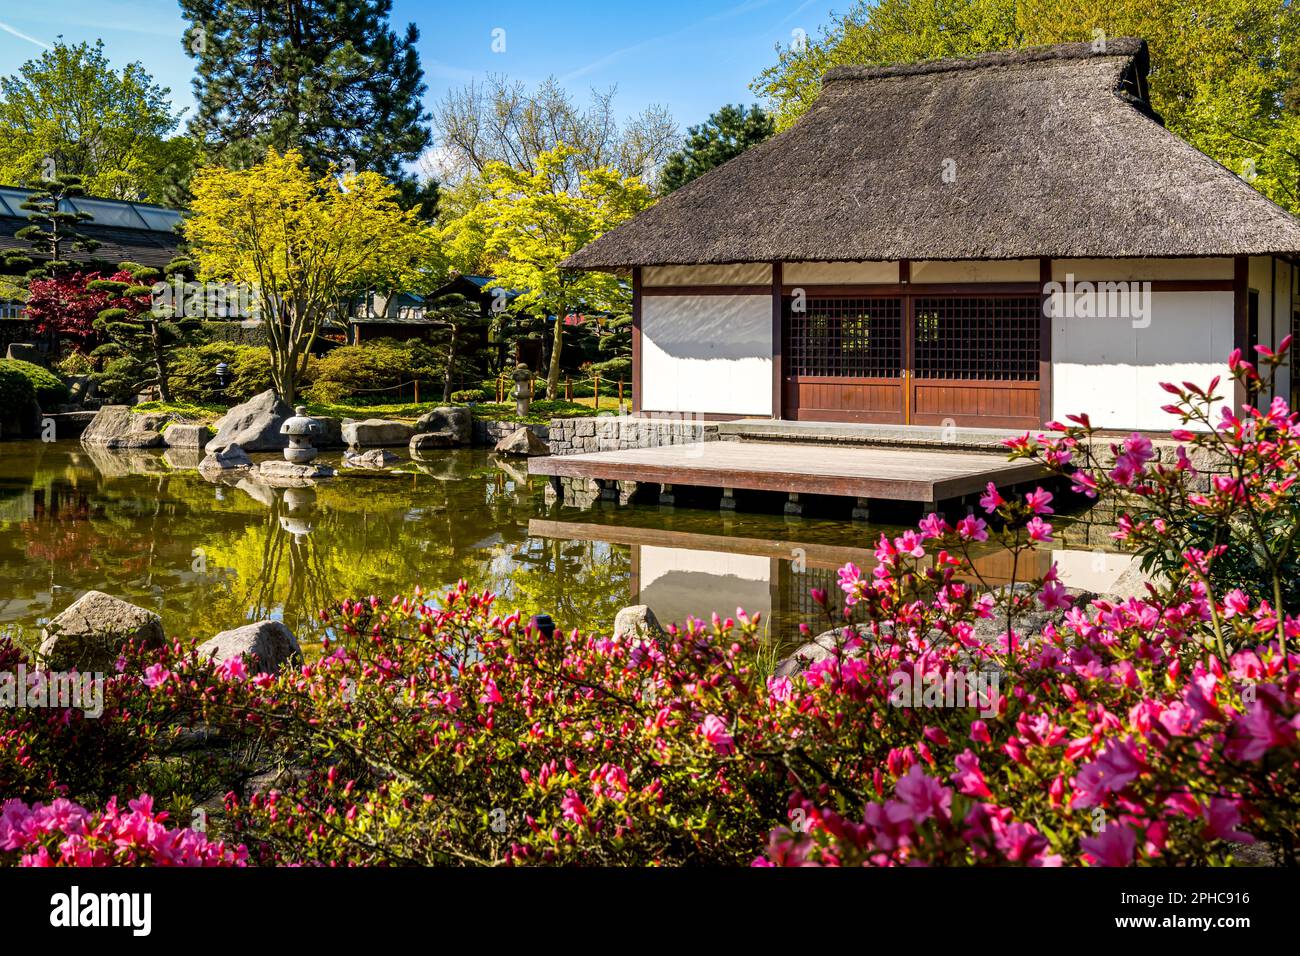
0 795 246 867
3 345 1298 866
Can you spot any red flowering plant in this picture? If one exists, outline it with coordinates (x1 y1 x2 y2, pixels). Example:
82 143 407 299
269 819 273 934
23 270 110 347
0 795 246 867
6 348 1299 866
757 346 1300 866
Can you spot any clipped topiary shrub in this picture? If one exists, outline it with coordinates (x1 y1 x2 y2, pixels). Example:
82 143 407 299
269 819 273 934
0 362 39 437
0 358 69 409
451 388 487 403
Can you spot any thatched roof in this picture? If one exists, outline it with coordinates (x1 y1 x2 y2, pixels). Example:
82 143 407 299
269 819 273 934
566 39 1300 269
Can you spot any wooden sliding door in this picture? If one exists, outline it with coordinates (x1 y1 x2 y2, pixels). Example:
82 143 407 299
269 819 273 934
782 291 1042 429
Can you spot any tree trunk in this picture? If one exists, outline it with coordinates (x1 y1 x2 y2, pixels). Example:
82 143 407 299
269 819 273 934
153 323 171 403
546 313 564 400
442 329 457 402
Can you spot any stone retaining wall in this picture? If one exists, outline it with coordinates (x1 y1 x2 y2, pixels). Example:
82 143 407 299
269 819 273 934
473 419 549 446
547 415 720 456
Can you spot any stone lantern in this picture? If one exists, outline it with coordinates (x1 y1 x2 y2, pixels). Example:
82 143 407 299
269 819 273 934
280 406 320 464
511 365 534 418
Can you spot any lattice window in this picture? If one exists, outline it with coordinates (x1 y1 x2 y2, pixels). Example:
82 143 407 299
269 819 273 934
912 296 1040 381
786 297 902 378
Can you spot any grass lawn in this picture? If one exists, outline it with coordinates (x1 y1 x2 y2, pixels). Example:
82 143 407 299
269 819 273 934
132 394 628 426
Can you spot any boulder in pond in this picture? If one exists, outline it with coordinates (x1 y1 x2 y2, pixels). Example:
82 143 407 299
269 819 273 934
163 423 214 449
80 406 169 448
198 443 253 474
413 406 472 445
39 591 165 671
204 389 292 454
613 605 667 644
494 426 550 457
197 621 302 675
410 431 455 453
341 418 414 448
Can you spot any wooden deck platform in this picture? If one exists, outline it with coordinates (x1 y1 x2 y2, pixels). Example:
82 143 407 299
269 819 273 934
528 441 1046 504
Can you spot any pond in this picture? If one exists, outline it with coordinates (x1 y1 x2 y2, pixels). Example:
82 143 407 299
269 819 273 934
0 440 1132 655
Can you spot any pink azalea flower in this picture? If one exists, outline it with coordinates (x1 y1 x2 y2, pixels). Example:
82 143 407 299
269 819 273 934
699 714 735 755
560 789 589 824
1025 517 1053 542
1080 824 1137 867
956 516 989 542
950 750 992 798
1202 798 1255 844
142 664 171 690
979 482 1004 514
1024 487 1054 515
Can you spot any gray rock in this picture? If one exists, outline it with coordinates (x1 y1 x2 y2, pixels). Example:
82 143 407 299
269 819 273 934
342 418 414 447
204 390 292 454
1103 561 1160 602
43 410 97 439
80 406 169 448
39 591 165 670
613 605 667 644
410 431 455 453
343 448 401 469
66 375 97 405
163 423 214 449
196 620 302 675
413 406 472 445
257 460 335 481
494 426 550 457
774 626 868 678
5 342 44 365
199 443 254 474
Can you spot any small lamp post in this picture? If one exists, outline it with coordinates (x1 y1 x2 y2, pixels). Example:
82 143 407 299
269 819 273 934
214 361 230 396
280 406 320 464
511 364 534 418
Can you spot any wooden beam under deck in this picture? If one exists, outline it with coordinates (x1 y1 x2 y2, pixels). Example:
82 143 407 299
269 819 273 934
528 441 1047 504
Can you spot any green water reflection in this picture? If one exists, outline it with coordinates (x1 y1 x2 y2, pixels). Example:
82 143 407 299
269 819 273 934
0 441 900 651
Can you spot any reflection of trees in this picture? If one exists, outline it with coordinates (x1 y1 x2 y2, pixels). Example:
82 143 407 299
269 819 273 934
2 445 639 648
505 536 631 633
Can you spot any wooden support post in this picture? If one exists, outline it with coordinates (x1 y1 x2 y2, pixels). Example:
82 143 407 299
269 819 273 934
852 496 872 521
594 375 601 409
659 483 675 506
720 487 737 510
784 492 803 516
565 377 571 401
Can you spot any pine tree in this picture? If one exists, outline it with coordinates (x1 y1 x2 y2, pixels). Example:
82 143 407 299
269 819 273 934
179 0 431 186
3 174 100 279
89 260 204 403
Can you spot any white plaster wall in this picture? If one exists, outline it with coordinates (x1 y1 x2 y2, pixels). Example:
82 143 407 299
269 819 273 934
1052 291 1233 431
911 260 1039 283
642 264 771 286
783 261 898 284
641 294 772 415
1053 258 1234 281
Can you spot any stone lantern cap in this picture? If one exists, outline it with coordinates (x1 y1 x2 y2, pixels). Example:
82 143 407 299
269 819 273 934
280 406 320 438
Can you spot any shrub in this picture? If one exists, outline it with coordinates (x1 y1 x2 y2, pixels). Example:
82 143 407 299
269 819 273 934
451 388 487 403
170 343 278 404
54 350 93 378
303 343 428 404
0 796 247 867
0 363 38 436
0 358 68 409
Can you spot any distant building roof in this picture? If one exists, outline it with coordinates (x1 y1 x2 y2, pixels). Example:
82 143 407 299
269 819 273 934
0 186 183 269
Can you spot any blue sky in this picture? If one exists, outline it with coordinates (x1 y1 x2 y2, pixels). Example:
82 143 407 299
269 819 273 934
0 1 842 136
